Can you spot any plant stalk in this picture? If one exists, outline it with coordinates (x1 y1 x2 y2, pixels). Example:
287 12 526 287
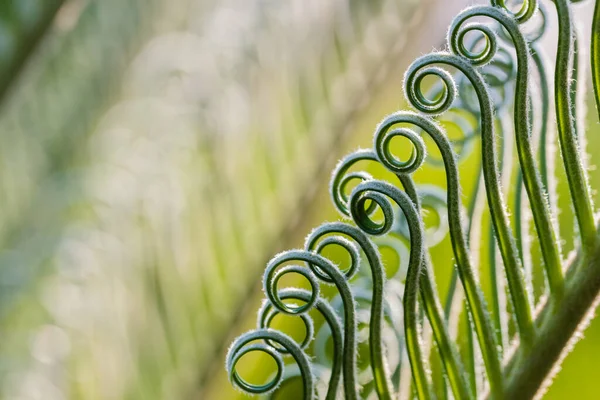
592 0 600 125
499 228 600 399
553 0 596 251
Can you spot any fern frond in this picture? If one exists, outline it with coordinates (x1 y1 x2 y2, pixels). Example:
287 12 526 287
225 1 600 399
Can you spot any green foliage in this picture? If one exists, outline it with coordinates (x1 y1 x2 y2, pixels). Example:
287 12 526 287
226 1 600 399
0 0 63 101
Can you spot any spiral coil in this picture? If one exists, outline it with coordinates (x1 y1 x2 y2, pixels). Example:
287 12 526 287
225 0 599 398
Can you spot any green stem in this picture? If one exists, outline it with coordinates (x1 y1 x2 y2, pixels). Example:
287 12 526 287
445 7 536 351
258 288 343 399
570 28 581 140
501 230 600 399
465 311 477 395
593 0 600 124
374 112 503 397
491 112 514 353
491 0 538 23
306 223 393 399
264 250 360 399
444 147 484 324
531 42 557 226
553 0 596 251
494 4 565 302
227 329 314 398
349 180 433 400
488 224 504 355
401 175 474 399
514 170 534 305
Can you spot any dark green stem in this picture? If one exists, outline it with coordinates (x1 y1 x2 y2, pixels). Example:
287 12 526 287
531 42 555 219
491 4 565 302
592 0 600 133
264 250 359 399
400 175 474 399
350 179 433 400
553 0 596 251
374 112 503 397
446 7 537 351
258 289 343 399
306 223 393 399
501 230 600 398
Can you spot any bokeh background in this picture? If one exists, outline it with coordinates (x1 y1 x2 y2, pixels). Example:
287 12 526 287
0 0 598 398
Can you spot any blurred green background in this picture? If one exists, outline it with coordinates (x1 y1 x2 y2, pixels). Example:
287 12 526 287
0 0 598 398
